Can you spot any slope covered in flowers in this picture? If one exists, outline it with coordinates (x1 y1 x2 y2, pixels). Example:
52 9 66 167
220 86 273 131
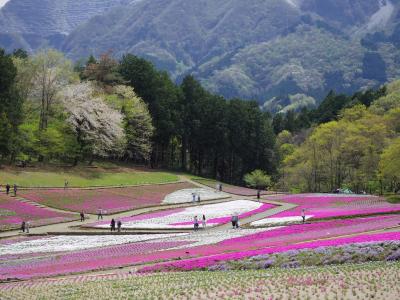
20 182 195 214
251 193 400 226
0 194 77 231
1 215 398 279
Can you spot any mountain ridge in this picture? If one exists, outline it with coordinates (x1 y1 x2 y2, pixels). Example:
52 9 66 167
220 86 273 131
1 0 400 112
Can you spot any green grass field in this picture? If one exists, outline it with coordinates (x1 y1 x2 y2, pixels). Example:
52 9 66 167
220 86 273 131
0 167 178 188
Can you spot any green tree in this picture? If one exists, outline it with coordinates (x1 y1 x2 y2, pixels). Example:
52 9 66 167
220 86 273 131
119 54 181 167
379 138 400 193
244 170 272 190
110 85 154 161
30 49 76 131
0 49 23 160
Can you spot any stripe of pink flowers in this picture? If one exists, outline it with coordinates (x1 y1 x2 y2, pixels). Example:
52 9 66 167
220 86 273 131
140 231 400 272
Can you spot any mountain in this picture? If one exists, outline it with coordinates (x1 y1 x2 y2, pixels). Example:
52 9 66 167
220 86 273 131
0 0 133 51
1 0 400 112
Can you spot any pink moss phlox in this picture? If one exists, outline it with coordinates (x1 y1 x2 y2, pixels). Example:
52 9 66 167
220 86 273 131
140 231 400 272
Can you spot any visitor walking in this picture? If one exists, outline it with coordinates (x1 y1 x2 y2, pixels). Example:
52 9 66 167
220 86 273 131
25 221 30 233
193 216 199 231
6 184 10 195
117 220 122 232
202 214 206 229
219 183 223 192
97 208 103 220
64 180 69 190
235 214 239 228
13 184 17 197
231 214 239 229
197 194 201 202
110 219 116 232
21 221 26 233
257 190 261 201
80 211 85 222
301 209 306 224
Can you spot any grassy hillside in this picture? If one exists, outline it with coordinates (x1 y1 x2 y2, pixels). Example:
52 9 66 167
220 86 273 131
0 166 178 188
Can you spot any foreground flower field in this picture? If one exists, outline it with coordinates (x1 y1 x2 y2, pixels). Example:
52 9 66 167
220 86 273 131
1 262 399 300
0 194 77 231
251 193 400 226
20 182 195 214
1 215 398 280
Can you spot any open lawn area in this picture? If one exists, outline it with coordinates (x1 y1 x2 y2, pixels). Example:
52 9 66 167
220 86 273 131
0 262 399 300
0 167 178 188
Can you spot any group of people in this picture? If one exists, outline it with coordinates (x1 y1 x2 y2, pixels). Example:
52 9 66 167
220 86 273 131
192 193 201 202
215 183 223 192
1 183 18 196
110 218 123 232
193 215 207 231
20 221 30 233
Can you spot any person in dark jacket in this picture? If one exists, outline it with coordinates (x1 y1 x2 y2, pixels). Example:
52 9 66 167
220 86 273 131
80 211 85 222
110 219 116 232
13 184 17 196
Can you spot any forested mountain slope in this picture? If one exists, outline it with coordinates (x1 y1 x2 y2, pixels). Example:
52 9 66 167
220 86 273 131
1 0 400 111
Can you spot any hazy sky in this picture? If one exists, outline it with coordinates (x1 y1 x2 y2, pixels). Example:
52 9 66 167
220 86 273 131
0 0 9 9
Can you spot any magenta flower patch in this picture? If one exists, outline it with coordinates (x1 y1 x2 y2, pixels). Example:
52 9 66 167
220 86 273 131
258 194 400 222
0 194 76 231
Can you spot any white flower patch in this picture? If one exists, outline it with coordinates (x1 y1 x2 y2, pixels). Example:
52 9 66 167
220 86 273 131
163 188 229 204
0 234 186 256
97 200 264 229
251 215 313 227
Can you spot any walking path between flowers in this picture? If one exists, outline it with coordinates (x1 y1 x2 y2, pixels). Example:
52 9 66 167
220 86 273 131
0 176 291 238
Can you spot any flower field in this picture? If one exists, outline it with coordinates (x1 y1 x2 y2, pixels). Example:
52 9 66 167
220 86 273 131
251 193 400 226
208 240 400 271
1 214 398 280
0 194 77 231
162 188 229 204
90 200 276 229
20 182 195 214
1 262 399 300
141 230 400 273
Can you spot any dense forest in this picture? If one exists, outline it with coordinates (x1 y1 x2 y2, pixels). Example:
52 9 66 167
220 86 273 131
0 48 399 194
